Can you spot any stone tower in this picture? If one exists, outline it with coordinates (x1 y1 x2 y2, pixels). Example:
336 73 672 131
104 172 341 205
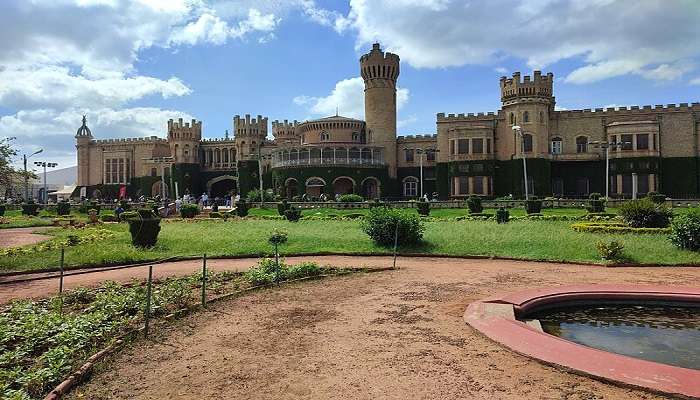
500 71 554 156
361 43 400 178
75 115 93 187
272 119 300 147
167 118 202 163
233 114 268 160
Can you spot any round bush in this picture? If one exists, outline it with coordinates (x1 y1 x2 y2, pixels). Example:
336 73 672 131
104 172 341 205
180 204 199 218
246 189 275 203
338 194 363 203
56 201 71 216
126 209 161 247
361 207 424 247
416 201 430 216
235 200 249 217
277 200 291 216
466 195 483 214
284 207 302 222
524 198 542 214
670 210 700 250
618 198 672 228
496 207 509 224
586 199 605 213
646 192 667 204
21 202 40 216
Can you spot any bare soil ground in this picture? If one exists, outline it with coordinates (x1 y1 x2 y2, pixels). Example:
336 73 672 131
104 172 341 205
66 257 699 400
0 227 53 248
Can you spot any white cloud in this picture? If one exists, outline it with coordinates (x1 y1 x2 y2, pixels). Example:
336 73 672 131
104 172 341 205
298 0 351 33
294 77 409 120
691 77 700 86
333 0 700 83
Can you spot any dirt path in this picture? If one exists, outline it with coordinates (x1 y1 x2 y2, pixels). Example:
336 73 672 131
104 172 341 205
66 257 699 400
0 227 53 248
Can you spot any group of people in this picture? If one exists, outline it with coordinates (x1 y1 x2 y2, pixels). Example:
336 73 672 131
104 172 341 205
174 192 241 213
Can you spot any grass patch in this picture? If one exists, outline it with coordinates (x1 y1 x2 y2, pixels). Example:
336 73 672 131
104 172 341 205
2 218 700 272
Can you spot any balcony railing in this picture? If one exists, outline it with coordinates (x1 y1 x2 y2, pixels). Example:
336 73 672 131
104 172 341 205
272 145 385 168
273 157 385 168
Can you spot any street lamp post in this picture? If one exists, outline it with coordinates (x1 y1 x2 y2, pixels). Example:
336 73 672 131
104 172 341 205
33 161 58 204
404 148 439 199
590 139 631 199
512 126 529 200
23 149 43 201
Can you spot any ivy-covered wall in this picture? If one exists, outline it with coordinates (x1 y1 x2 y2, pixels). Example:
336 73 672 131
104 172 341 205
659 157 699 198
550 160 605 197
494 159 551 198
237 160 259 196
171 164 204 196
271 166 392 199
397 166 436 198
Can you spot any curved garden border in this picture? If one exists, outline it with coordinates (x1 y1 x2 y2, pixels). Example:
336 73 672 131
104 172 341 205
464 285 700 399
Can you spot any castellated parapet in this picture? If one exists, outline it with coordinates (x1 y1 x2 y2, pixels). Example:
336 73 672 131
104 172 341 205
500 71 553 104
360 43 400 89
272 119 299 138
555 102 700 118
168 118 202 141
234 114 268 137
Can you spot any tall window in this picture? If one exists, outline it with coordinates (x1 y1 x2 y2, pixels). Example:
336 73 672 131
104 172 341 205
522 134 533 153
457 139 469 154
405 149 414 162
509 113 515 125
452 176 469 195
473 176 484 195
550 137 563 154
636 134 649 150
486 139 491 154
472 138 484 154
426 150 436 162
450 140 455 155
576 136 588 153
621 134 634 150
403 177 418 197
104 160 111 184
321 131 330 141
352 132 359 141
523 111 530 123
539 111 544 122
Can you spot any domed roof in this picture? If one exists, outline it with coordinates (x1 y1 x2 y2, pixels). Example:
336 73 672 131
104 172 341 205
76 115 92 137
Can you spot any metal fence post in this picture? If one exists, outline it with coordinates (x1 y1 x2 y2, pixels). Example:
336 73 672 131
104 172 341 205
144 265 153 338
392 220 399 269
201 254 207 308
59 247 65 313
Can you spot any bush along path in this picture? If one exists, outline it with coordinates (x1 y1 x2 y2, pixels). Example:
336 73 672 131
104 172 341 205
0 260 369 400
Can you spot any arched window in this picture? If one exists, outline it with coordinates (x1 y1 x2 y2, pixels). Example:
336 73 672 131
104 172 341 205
403 176 419 197
321 131 330 141
576 136 588 153
522 134 533 153
550 137 562 155
352 132 359 141
509 113 515 125
539 111 544 123
523 111 529 123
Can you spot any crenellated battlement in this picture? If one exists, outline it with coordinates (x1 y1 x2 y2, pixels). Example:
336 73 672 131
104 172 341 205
93 136 166 144
555 102 700 118
437 112 499 122
272 119 299 138
233 114 268 137
500 71 553 102
168 118 202 141
360 43 400 83
397 134 438 142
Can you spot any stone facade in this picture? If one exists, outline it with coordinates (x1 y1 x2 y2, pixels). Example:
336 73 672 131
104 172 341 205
74 43 700 201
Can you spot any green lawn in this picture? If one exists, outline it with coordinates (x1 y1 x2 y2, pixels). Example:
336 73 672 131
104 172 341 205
248 206 616 218
1 217 699 272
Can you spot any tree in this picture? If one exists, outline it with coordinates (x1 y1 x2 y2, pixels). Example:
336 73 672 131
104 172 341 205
0 137 17 188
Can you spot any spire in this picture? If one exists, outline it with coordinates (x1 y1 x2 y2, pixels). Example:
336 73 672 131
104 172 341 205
225 129 229 140
336 106 339 117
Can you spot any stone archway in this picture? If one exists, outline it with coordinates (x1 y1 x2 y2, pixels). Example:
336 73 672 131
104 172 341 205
285 178 299 199
206 175 237 197
332 176 355 195
361 177 380 200
305 177 326 198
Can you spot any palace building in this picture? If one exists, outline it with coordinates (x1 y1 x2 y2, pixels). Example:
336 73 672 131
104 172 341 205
75 43 700 200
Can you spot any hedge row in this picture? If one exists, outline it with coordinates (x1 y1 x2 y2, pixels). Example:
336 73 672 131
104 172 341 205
571 222 671 234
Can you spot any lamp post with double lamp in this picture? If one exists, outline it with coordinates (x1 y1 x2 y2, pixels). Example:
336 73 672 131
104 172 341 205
150 156 174 208
512 125 530 200
589 139 631 199
404 147 439 198
33 161 58 204
257 146 272 207
23 149 43 201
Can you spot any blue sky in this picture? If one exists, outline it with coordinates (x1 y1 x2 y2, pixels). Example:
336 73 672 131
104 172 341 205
1 0 700 168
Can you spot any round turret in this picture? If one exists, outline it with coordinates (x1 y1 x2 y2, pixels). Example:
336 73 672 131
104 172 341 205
360 43 400 178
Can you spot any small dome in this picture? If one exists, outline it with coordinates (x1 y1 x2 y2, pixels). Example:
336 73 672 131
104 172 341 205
76 115 92 137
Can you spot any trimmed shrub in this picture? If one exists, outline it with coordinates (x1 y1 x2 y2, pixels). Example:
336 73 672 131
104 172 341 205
338 194 363 203
286 261 321 280
21 202 40 216
571 222 670 234
361 207 424 247
235 200 249 217
646 192 666 204
589 192 602 200
126 208 161 247
0 204 5 217
211 202 219 212
466 195 483 214
180 203 199 218
587 199 605 213
596 240 625 261
284 207 302 222
618 198 672 228
416 200 430 216
246 189 275 203
496 207 509 224
524 197 542 214
209 212 224 219
100 214 118 222
343 213 365 220
670 209 700 251
277 200 291 216
56 201 71 216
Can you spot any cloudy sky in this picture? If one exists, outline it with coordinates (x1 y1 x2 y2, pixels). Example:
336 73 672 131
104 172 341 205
2 0 700 168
